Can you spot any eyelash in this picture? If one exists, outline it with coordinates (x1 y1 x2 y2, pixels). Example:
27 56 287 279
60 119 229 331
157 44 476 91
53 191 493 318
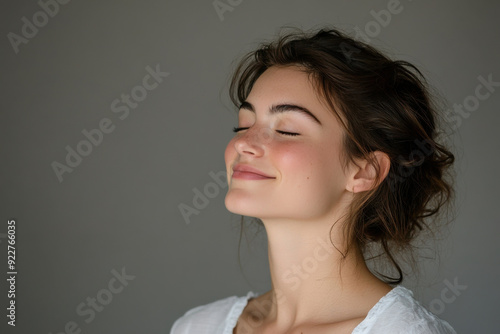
232 127 299 136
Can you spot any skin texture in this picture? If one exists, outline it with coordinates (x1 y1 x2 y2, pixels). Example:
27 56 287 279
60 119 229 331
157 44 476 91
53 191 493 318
225 66 392 334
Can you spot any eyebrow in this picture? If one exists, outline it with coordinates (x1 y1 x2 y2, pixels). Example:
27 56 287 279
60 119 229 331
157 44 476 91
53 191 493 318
239 101 322 126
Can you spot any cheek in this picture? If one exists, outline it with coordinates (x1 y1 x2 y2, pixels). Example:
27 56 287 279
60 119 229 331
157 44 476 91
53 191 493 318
275 143 319 178
276 142 343 190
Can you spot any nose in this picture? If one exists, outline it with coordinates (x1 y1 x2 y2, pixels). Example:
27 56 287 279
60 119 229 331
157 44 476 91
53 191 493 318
233 126 273 156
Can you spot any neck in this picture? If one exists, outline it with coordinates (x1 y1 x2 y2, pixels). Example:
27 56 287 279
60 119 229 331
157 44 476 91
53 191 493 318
255 215 391 331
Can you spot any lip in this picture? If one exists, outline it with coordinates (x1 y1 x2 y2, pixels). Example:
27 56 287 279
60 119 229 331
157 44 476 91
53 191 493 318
232 164 275 180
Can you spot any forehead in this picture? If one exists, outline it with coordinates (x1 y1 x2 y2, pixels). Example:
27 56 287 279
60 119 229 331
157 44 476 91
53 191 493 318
248 65 320 102
245 66 343 126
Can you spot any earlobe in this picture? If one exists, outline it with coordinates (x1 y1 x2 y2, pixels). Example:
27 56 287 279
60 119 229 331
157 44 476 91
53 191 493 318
346 151 391 193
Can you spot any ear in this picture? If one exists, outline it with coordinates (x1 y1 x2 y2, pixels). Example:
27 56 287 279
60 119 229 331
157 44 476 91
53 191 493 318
345 151 391 193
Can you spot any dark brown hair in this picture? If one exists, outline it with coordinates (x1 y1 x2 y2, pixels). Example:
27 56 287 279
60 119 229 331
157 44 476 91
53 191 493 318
229 26 456 284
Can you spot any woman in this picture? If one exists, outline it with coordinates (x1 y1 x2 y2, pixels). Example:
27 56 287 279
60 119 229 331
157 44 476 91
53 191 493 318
171 27 457 333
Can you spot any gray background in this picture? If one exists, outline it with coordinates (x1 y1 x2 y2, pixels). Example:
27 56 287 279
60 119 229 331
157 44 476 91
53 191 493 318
1 0 498 333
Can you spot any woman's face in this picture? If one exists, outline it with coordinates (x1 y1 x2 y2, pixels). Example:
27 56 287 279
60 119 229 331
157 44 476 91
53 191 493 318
224 66 351 221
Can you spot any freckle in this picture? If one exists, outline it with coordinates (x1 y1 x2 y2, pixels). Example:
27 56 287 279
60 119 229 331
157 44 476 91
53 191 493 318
307 177 309 179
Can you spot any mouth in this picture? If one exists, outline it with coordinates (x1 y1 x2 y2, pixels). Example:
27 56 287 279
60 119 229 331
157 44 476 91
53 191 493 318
232 164 275 180
232 170 275 180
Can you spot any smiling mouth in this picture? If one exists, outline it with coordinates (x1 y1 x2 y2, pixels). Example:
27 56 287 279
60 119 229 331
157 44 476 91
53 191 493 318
232 171 275 180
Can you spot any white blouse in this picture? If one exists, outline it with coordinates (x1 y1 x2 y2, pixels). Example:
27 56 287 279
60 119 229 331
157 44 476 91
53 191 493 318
170 286 457 333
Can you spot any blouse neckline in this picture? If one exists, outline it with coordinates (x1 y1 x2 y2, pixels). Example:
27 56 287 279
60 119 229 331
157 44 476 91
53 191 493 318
224 286 406 333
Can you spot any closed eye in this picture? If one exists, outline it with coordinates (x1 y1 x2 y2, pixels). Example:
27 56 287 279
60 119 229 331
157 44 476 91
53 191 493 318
232 127 299 136
276 130 300 136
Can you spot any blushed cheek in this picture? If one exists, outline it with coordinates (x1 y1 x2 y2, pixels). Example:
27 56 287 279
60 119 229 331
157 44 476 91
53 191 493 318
276 144 319 180
278 142 343 198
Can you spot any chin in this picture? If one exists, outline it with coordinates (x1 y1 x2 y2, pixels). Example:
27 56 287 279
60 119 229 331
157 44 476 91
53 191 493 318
224 195 249 216
224 192 262 217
